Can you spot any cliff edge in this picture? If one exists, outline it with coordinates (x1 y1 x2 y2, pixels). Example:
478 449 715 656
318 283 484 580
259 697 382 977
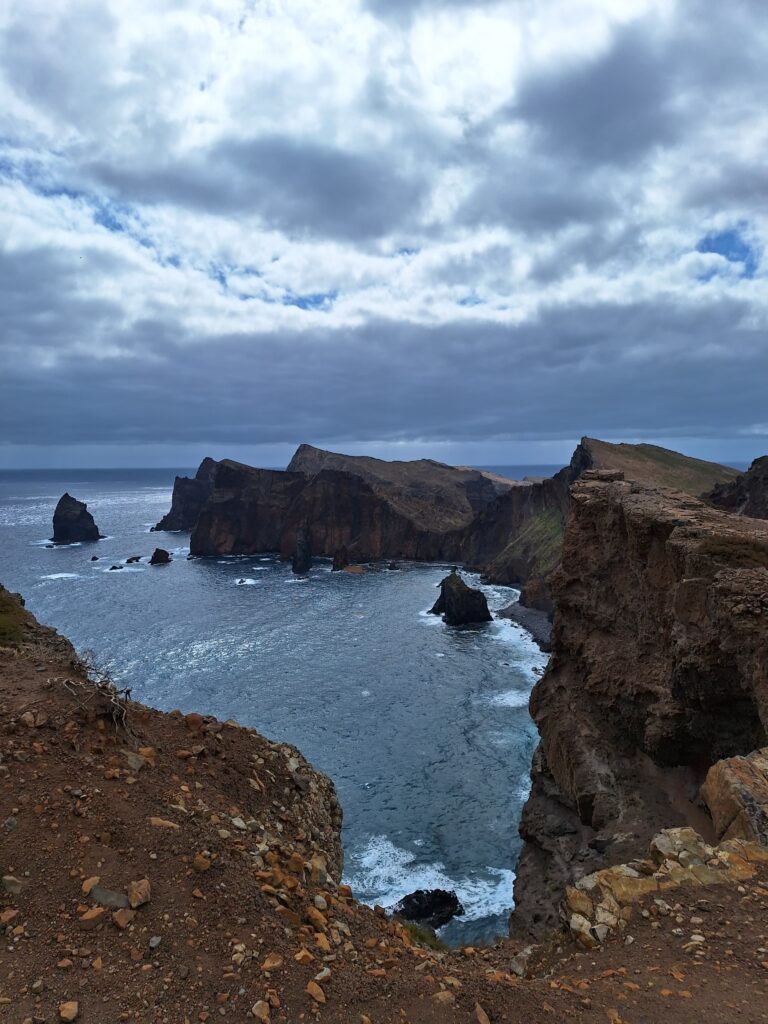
512 476 768 936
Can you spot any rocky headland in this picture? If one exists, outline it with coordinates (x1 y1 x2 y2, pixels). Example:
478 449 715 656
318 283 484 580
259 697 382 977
163 441 738 623
512 474 768 938
52 494 102 544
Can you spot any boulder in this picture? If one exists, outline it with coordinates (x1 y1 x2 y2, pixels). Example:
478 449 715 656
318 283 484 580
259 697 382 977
149 548 171 566
51 493 101 544
389 888 464 930
387 561 400 570
430 571 492 626
292 525 312 574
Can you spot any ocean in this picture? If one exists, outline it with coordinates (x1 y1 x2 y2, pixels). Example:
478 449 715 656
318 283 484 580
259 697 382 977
0 466 551 944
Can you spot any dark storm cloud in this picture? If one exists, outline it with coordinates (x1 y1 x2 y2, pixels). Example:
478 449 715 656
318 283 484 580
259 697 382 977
2 235 765 447
509 24 677 167
88 135 427 243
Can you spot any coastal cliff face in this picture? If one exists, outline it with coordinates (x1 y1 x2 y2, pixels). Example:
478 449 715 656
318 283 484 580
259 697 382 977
512 477 768 937
708 456 768 520
168 441 739 604
190 460 306 556
153 457 219 532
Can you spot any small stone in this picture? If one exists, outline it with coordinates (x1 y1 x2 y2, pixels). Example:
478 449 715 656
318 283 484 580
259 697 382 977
475 1004 491 1024
261 953 284 971
295 948 314 965
90 885 129 910
313 894 328 912
81 876 100 895
149 935 162 949
193 853 211 873
2 875 23 895
251 1001 270 1022
305 981 326 1004
112 908 137 929
59 1001 79 1021
128 878 151 908
79 907 107 930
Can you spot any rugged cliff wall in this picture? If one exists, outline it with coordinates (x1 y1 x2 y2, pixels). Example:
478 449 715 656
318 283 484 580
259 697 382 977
190 460 307 555
512 476 768 937
708 455 768 519
153 457 219 531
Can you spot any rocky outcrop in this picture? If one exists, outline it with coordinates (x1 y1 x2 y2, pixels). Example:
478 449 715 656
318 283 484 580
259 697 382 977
708 455 768 519
512 476 768 937
291 525 312 574
153 458 218 532
563 826 768 948
332 546 349 571
702 748 768 842
51 493 102 544
430 572 492 625
149 547 171 565
389 889 464 930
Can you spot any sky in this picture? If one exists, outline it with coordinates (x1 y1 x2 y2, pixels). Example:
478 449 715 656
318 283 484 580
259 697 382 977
1 0 767 470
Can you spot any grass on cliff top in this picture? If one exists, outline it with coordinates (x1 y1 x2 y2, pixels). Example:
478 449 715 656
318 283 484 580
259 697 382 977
0 588 28 647
586 439 740 496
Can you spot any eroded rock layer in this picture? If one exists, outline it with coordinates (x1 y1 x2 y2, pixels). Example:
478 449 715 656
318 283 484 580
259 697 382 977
513 477 768 937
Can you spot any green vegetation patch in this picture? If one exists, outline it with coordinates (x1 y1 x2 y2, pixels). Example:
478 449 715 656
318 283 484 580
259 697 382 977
493 507 565 580
0 588 29 647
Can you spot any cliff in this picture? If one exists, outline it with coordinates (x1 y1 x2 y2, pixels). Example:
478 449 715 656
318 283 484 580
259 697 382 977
170 442 738 604
153 457 219 532
707 455 768 519
512 476 768 937
287 443 512 530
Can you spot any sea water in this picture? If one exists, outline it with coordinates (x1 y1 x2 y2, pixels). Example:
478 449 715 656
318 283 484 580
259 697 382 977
0 468 549 944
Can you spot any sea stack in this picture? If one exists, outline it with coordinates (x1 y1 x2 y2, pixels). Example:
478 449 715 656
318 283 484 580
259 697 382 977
149 548 171 565
430 571 492 625
291 525 312 574
51 493 101 544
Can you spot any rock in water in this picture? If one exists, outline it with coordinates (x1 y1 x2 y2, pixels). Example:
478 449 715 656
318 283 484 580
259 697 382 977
390 889 464 930
292 525 312 574
149 548 171 565
332 546 349 571
430 571 492 626
51 493 101 544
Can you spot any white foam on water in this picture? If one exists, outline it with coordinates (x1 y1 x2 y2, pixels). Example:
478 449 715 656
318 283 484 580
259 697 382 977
344 835 514 924
487 689 530 709
40 573 80 580
361 689 371 697
235 578 260 586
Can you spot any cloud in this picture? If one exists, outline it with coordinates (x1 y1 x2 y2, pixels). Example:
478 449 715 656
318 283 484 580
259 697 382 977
0 0 766 464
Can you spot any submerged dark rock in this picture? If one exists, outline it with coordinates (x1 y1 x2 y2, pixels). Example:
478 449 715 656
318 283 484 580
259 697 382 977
390 888 464 930
51 493 101 544
430 572 491 626
292 525 312 574
387 561 400 570
126 555 141 564
332 546 349 571
149 548 171 566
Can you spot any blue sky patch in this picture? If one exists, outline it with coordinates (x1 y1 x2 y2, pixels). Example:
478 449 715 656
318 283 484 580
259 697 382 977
697 227 758 278
282 290 338 310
